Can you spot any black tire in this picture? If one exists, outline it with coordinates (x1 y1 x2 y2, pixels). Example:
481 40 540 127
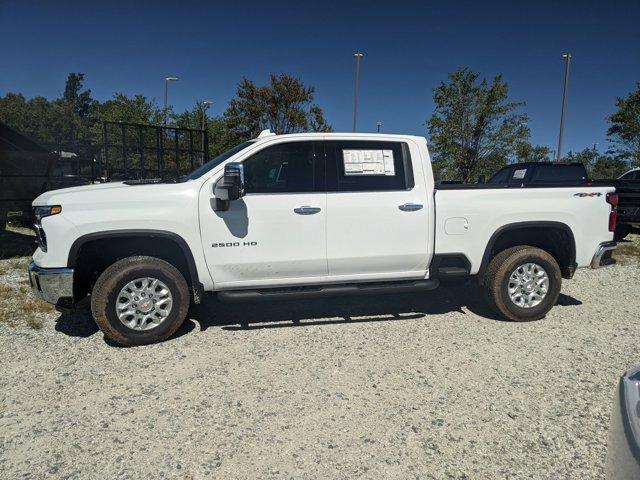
91 256 190 346
483 246 562 322
614 225 631 242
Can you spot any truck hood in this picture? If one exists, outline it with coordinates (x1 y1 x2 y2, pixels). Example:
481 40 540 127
32 180 194 206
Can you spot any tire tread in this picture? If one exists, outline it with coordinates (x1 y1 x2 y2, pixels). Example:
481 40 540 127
91 256 189 347
483 246 561 322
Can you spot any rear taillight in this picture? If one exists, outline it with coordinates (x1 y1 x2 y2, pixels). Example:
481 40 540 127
606 192 618 233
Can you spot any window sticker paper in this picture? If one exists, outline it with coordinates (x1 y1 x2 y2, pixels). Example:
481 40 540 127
342 149 395 176
513 168 527 180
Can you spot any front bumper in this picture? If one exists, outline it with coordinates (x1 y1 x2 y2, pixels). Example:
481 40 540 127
590 241 617 269
28 261 74 305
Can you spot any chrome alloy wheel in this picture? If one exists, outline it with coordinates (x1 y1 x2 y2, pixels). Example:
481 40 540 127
116 277 173 330
508 263 549 309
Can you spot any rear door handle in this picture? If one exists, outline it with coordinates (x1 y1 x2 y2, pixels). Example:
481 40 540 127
399 203 423 212
294 206 321 215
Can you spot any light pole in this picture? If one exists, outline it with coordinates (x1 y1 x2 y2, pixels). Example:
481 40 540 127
201 101 212 165
556 54 571 162
352 52 364 132
376 121 382 133
163 77 179 125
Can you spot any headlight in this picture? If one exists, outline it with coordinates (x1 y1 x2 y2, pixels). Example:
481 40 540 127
33 205 62 222
32 205 61 252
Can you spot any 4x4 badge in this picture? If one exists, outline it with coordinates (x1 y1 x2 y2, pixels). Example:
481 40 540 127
574 192 602 197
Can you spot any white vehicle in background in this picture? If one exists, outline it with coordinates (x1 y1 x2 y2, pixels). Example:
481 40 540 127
29 131 618 346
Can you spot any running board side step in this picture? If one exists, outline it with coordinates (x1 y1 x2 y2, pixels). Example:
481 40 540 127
217 279 440 303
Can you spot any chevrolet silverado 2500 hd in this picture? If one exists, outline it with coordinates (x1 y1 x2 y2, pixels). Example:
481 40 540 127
29 131 618 346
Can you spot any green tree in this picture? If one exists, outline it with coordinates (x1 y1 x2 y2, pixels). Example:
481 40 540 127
0 93 42 139
607 83 640 167
427 68 529 183
0 72 95 146
173 101 241 158
0 92 80 146
515 142 552 162
591 155 628 179
63 73 94 118
224 73 332 140
92 93 162 125
88 93 163 143
0 72 333 173
564 148 627 179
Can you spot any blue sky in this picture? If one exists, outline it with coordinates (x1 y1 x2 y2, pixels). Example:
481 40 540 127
1 0 639 154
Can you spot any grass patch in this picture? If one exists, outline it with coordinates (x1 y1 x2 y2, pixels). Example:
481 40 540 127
614 236 640 265
613 235 640 265
0 291 54 329
7 257 28 270
0 256 29 274
0 256 55 329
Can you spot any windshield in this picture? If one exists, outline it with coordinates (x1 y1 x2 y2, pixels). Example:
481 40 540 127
178 141 255 181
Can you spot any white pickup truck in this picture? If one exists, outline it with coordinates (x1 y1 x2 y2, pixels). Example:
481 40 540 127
29 131 618 346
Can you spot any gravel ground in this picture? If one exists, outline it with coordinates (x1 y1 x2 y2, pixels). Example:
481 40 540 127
1 236 639 479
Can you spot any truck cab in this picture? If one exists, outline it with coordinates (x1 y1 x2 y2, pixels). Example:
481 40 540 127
198 133 434 289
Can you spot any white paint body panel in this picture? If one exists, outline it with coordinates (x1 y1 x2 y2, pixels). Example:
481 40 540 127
434 187 615 273
198 192 328 288
32 180 215 290
31 132 615 295
325 137 434 280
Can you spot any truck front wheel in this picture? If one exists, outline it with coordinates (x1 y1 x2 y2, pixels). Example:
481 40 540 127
483 246 562 322
91 256 190 346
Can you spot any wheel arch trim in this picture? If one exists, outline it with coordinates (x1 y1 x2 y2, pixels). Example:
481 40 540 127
67 229 204 300
478 221 576 278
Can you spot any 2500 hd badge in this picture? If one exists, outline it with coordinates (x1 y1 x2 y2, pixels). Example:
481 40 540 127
212 241 258 248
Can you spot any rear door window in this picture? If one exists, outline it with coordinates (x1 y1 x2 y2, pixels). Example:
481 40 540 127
324 140 414 191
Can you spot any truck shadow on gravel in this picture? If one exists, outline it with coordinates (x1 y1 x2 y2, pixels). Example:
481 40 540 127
54 281 583 345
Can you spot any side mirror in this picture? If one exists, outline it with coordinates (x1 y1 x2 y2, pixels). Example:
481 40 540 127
214 162 245 211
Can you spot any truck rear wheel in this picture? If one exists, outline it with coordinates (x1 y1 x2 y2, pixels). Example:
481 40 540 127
91 256 190 346
483 246 562 322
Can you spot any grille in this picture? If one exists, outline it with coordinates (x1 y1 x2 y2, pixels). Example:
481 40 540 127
34 224 47 252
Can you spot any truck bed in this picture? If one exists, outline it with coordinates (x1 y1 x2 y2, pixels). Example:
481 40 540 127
433 185 615 275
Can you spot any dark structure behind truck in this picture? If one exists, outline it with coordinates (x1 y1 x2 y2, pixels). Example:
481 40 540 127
613 180 640 240
102 121 208 181
0 121 208 230
0 121 56 229
593 176 640 240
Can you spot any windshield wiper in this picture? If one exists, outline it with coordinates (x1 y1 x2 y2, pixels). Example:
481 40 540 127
123 178 164 185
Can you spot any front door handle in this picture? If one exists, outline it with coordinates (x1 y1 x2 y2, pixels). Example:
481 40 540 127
294 206 321 215
399 203 424 212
